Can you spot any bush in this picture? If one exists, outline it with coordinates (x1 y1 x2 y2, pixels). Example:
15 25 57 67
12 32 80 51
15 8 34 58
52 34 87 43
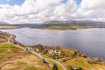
53 64 58 70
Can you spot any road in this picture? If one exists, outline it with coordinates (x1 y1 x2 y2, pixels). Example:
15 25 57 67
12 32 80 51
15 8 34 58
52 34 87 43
8 35 13 43
29 50 66 70
47 59 66 70
29 50 53 67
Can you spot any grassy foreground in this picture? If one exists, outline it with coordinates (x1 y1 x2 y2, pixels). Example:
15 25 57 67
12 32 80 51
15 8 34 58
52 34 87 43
1 43 105 70
0 43 51 70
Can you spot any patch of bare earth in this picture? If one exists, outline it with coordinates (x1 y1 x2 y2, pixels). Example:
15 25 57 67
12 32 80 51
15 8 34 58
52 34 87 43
0 26 16 29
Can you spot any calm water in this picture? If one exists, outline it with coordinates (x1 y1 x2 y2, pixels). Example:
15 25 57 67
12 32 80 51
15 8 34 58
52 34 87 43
1 28 105 59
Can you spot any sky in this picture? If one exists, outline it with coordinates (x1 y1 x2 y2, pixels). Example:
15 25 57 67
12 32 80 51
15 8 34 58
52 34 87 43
0 0 81 5
75 0 81 5
0 0 104 24
0 0 24 5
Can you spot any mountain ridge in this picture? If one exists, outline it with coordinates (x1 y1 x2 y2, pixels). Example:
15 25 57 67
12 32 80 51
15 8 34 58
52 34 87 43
0 20 105 29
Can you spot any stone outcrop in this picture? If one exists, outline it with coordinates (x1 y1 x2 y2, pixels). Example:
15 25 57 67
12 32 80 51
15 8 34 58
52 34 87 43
0 31 15 43
0 31 24 46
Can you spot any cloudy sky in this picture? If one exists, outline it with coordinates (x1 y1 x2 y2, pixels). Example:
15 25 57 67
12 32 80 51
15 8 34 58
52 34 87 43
0 0 104 24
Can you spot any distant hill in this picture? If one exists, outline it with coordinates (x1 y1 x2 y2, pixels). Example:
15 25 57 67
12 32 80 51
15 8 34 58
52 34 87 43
0 20 105 29
11 20 105 28
44 20 105 27
0 21 10 26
